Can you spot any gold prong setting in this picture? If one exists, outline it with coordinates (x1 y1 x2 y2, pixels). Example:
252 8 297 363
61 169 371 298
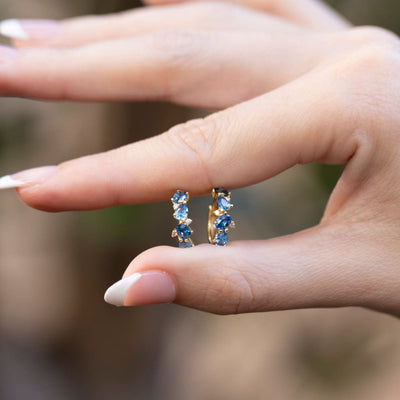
171 190 194 248
208 188 235 246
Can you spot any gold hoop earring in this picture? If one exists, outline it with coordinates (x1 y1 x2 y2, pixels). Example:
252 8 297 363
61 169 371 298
171 190 194 248
208 188 235 246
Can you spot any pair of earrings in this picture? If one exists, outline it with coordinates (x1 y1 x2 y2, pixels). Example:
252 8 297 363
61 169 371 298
171 188 235 247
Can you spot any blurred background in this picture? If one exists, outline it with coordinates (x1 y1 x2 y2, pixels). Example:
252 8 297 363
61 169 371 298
1 0 400 399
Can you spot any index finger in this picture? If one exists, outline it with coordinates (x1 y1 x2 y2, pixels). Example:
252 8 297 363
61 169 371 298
4 67 356 211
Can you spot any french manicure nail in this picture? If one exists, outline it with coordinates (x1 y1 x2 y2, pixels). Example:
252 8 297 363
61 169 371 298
0 19 60 41
104 271 176 307
0 175 24 189
0 165 57 190
0 19 29 40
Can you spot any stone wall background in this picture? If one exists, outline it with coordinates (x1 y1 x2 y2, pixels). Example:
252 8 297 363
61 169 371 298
0 1 400 399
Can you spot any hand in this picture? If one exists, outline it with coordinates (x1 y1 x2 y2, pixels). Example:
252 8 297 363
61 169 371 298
1 0 400 317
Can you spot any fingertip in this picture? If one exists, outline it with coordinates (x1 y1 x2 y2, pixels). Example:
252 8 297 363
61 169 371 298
16 187 63 212
124 270 177 306
0 19 60 46
106 246 189 308
123 245 189 278
12 165 62 211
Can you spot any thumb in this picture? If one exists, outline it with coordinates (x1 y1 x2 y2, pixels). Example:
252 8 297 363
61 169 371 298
104 225 380 314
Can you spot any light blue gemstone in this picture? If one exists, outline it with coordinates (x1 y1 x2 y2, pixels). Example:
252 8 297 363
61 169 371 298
215 232 229 246
215 214 231 230
179 240 193 249
173 190 188 204
176 223 191 239
217 195 231 211
174 204 189 220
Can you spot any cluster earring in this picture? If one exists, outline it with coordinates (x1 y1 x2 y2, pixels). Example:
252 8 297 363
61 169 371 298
208 188 235 246
171 190 194 248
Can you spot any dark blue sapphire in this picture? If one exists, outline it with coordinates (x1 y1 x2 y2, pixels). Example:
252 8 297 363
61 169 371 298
215 188 229 197
179 240 193 249
176 223 192 239
174 204 189 220
215 232 229 246
217 196 231 211
173 190 188 204
215 214 231 230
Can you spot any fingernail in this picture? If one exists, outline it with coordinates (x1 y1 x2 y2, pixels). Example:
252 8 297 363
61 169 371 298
0 19 29 40
104 271 176 307
0 165 57 190
0 19 60 41
0 175 24 189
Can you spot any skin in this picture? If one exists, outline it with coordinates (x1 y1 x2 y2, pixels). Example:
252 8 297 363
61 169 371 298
2 0 400 316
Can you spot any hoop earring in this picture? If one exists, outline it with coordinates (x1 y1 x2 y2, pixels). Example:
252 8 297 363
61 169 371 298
208 188 235 246
171 190 194 248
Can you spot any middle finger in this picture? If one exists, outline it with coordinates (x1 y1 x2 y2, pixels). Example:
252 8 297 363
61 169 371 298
0 29 347 108
8 2 304 49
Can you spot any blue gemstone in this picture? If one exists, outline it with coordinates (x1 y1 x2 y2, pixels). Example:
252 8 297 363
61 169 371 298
215 188 229 196
215 214 231 230
176 223 192 239
217 196 231 211
215 232 229 246
174 204 189 220
173 190 188 204
179 240 193 249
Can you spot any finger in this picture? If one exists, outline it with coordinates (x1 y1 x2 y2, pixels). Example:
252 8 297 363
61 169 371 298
1 2 302 49
104 225 386 314
0 30 344 107
143 0 351 31
9 65 358 212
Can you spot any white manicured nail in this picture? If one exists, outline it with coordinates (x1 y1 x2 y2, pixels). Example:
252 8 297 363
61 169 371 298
104 273 142 307
0 165 57 190
0 19 29 40
0 175 24 189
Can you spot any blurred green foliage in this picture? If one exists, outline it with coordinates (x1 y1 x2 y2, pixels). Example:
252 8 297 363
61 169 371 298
312 164 345 194
0 114 34 163
292 326 388 391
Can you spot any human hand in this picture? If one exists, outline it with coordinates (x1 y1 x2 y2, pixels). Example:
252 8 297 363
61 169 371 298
1 0 400 317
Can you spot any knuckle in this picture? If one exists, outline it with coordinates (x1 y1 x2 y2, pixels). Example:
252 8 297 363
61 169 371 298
166 118 217 188
330 34 400 127
347 26 400 48
203 268 258 315
342 29 400 76
151 29 198 56
231 270 257 314
197 1 234 21
335 26 400 77
150 29 199 94
346 45 400 76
